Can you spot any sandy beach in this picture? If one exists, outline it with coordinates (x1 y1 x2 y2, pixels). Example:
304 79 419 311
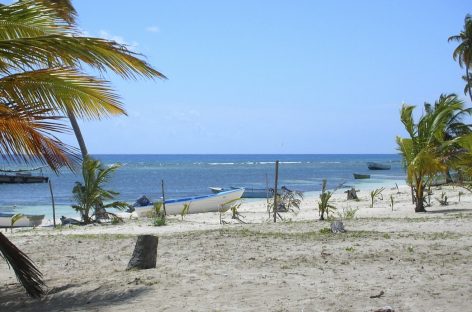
1 184 472 311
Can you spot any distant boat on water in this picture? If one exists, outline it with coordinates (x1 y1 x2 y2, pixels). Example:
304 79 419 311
210 186 274 198
367 162 391 170
134 188 244 217
353 173 370 179
0 212 45 228
0 166 48 184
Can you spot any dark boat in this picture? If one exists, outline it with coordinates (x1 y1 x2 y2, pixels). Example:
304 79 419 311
367 162 391 170
353 173 370 179
0 167 48 184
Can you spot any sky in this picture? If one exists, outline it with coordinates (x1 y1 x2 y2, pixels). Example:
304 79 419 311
55 1 471 154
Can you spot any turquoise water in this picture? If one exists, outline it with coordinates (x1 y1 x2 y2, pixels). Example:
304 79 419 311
0 154 405 219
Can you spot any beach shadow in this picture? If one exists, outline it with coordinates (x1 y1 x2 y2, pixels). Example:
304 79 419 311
0 283 150 312
426 208 472 214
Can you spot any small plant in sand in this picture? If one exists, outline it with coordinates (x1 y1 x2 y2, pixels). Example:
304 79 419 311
267 186 303 220
458 191 465 202
336 206 358 220
72 157 128 224
319 227 332 234
436 191 449 206
318 179 336 221
370 187 385 208
389 195 394 211
10 213 23 232
230 201 245 223
180 203 190 220
220 199 245 224
152 202 166 226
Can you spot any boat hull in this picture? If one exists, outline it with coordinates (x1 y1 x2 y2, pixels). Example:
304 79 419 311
210 186 273 198
353 173 370 179
0 213 45 227
135 188 244 217
0 175 48 184
367 162 391 170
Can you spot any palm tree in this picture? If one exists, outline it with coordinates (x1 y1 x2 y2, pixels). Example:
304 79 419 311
397 95 468 212
0 0 167 158
72 157 128 224
0 0 166 297
424 94 472 182
449 14 472 102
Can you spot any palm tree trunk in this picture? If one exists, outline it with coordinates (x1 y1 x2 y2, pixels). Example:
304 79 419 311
67 109 88 158
415 182 426 212
466 64 472 103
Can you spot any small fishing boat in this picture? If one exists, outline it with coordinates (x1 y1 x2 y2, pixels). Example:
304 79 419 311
367 162 391 170
209 186 274 198
353 173 370 179
0 212 45 228
0 166 48 184
134 188 245 217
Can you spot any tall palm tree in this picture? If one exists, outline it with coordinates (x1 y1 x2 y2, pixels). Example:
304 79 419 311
397 95 467 212
0 0 167 158
0 0 166 297
449 14 472 102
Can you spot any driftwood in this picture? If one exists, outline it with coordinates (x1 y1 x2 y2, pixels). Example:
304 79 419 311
127 235 158 270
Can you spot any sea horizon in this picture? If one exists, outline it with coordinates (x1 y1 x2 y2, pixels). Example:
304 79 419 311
1 154 406 220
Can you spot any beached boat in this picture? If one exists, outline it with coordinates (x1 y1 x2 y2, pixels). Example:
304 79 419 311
367 162 391 170
134 188 245 217
0 167 48 184
0 212 45 228
210 186 273 198
353 173 370 179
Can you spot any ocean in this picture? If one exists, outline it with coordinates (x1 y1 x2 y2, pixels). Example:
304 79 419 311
0 154 406 219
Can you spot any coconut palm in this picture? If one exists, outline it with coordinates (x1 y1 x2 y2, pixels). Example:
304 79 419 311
423 94 472 182
449 14 472 102
0 0 166 158
397 95 469 212
72 157 128 224
0 0 166 297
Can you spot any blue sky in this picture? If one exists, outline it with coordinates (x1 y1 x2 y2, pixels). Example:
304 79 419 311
60 1 470 154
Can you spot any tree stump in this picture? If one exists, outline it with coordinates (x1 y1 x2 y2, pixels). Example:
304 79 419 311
127 235 158 270
345 187 359 200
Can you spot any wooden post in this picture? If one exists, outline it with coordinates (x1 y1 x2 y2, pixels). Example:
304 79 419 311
161 179 166 216
48 180 56 228
273 160 279 223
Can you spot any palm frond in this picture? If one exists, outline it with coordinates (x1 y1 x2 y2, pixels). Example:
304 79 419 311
30 0 77 24
0 0 71 41
0 68 125 118
0 103 78 171
0 35 166 80
0 232 45 298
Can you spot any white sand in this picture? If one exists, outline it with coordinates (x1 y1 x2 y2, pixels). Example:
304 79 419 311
1 184 472 311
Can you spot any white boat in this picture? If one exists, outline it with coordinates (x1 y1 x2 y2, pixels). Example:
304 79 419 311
0 212 45 227
134 188 244 217
210 186 274 198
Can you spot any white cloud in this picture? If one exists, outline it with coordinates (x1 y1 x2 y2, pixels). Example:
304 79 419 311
98 30 139 51
146 26 160 33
